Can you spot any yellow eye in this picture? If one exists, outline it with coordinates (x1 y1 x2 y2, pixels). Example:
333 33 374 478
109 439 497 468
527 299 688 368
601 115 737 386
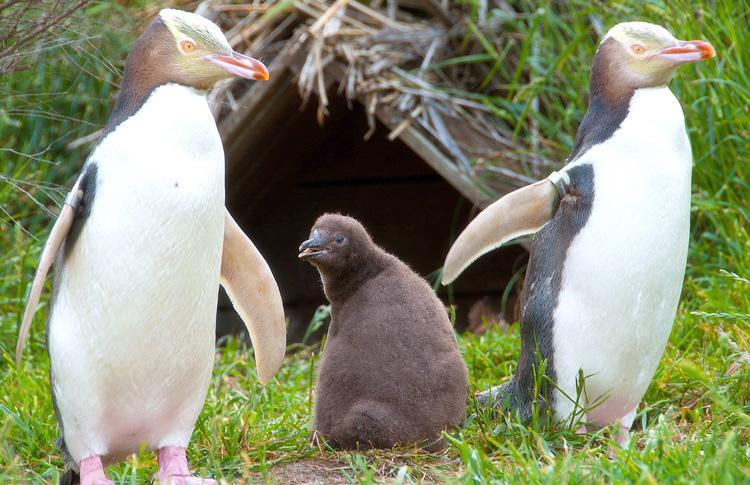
631 44 646 55
180 40 197 53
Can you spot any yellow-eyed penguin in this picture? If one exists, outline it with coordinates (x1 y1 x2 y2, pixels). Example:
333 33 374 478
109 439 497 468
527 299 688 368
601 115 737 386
15 9 286 484
441 22 715 444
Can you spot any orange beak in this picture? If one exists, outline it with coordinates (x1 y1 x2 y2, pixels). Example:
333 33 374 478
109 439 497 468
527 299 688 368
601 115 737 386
657 40 716 64
205 51 269 81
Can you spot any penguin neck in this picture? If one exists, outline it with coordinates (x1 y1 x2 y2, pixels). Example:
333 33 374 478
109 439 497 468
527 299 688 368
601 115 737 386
105 78 160 136
568 38 637 162
567 95 629 161
104 81 207 136
320 250 390 304
612 86 686 152
103 17 207 136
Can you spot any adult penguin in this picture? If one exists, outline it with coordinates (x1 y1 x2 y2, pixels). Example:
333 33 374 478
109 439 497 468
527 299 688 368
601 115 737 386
441 22 715 443
15 9 286 484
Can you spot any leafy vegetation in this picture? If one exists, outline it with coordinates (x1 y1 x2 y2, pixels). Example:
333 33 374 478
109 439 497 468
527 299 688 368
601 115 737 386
1 0 748 482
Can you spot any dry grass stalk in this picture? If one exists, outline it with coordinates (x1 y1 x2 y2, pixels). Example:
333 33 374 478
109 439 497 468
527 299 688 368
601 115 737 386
0 0 93 75
200 0 560 199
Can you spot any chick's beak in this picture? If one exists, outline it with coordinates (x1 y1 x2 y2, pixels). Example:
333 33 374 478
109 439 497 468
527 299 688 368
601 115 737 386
205 51 269 81
298 230 327 259
657 40 716 64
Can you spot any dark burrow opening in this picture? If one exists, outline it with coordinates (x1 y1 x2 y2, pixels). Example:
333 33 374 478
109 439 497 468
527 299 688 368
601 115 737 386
219 94 527 343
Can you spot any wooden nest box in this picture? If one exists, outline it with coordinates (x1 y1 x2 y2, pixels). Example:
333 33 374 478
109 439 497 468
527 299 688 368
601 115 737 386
202 1 553 340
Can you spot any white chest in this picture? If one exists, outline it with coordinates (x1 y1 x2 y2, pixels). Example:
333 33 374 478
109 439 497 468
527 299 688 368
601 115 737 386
93 83 226 208
552 87 692 425
63 84 227 322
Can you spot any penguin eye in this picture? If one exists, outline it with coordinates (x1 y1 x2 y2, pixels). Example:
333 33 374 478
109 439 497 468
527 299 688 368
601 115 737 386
334 235 345 245
180 40 197 54
631 44 645 55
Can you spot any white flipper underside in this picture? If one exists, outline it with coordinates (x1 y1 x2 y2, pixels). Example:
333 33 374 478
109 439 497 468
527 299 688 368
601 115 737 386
441 179 559 285
220 209 286 384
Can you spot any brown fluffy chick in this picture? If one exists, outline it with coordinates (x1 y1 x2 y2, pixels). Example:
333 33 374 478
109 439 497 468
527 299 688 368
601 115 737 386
298 214 468 450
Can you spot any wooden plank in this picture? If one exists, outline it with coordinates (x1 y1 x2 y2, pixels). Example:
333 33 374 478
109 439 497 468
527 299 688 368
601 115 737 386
374 107 493 208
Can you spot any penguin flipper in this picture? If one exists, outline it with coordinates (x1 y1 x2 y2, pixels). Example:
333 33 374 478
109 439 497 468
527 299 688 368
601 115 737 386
220 209 286 384
442 173 567 285
15 179 84 363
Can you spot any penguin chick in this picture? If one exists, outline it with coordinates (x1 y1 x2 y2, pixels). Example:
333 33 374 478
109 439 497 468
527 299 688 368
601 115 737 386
299 214 468 450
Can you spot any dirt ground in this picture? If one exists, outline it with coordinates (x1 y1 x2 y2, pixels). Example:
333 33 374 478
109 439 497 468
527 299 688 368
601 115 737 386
247 455 458 484
248 459 354 484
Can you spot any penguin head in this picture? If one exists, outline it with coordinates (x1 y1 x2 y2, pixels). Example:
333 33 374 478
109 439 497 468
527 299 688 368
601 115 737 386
298 214 376 275
122 9 269 91
596 22 715 90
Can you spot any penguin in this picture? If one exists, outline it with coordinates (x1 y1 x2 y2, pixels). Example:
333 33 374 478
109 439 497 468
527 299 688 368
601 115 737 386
441 22 715 443
298 214 468 450
15 9 286 484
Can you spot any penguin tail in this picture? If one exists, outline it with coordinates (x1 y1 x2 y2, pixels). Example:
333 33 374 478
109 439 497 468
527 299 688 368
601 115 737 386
476 382 512 408
57 435 80 485
476 381 531 420
477 379 555 425
60 468 80 485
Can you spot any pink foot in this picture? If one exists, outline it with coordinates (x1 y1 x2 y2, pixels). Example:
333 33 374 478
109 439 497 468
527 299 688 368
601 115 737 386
156 447 218 485
79 455 114 485
614 425 630 447
616 407 637 448
608 422 632 460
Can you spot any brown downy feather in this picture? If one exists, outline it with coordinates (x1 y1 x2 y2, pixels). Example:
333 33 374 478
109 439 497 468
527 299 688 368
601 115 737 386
300 214 468 450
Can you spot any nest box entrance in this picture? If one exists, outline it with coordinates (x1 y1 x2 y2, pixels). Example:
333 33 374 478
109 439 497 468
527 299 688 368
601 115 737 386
217 93 526 342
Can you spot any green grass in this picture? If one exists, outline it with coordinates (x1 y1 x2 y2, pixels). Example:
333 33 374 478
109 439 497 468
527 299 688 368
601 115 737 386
1 0 749 483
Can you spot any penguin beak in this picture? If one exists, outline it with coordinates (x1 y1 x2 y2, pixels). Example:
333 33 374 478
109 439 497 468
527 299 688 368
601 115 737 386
299 231 328 260
205 51 269 81
656 40 716 64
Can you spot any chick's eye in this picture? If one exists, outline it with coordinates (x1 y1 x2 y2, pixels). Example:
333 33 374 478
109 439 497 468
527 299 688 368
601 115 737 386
180 40 197 53
631 44 645 55
334 235 345 245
